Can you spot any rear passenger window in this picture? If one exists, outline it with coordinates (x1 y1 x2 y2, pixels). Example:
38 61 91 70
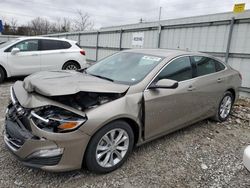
157 56 192 82
191 56 226 77
41 40 71 50
62 41 71 49
191 56 216 76
214 60 226 71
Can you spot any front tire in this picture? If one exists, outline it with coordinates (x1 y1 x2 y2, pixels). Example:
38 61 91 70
213 91 234 122
85 120 134 173
0 67 5 83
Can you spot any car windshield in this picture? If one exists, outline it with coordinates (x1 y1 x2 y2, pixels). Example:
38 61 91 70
0 39 19 49
86 52 164 85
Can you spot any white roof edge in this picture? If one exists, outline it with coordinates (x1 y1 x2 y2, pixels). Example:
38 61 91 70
15 36 77 42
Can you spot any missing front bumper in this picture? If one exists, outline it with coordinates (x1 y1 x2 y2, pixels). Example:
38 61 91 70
4 93 91 172
4 118 63 167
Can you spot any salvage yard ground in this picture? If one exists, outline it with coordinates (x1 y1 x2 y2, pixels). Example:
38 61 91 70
0 78 250 188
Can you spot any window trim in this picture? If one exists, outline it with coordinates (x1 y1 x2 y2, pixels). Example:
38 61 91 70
4 39 40 52
145 55 227 91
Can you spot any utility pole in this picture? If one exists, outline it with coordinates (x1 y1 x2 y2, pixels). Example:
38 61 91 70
157 7 162 48
158 6 162 22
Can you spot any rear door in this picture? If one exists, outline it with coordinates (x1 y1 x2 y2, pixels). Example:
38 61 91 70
7 39 41 76
144 56 200 139
190 56 227 115
40 39 69 71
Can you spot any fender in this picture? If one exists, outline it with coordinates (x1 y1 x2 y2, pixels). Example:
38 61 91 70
0 62 11 78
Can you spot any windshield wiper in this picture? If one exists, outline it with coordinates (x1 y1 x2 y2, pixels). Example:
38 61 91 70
89 73 114 82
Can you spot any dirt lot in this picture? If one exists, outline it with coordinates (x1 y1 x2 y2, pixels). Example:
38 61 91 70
0 78 250 188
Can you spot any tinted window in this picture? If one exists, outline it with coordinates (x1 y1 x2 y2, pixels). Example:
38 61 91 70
9 40 38 52
214 60 226 71
191 56 225 77
157 56 192 82
41 40 71 50
62 41 71 49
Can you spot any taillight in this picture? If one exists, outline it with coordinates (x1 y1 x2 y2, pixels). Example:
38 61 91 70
80 50 85 55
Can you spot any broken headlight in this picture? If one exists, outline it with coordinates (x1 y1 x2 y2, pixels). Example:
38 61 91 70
31 106 87 133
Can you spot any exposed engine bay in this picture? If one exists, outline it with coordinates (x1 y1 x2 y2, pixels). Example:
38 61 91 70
10 82 126 133
29 92 125 133
49 91 124 111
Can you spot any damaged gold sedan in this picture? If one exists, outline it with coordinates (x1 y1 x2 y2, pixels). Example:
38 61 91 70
4 49 241 173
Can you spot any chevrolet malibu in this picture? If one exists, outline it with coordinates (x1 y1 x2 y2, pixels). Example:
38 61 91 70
4 49 241 173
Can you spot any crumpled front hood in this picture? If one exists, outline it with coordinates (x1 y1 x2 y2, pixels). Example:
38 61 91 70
23 71 129 96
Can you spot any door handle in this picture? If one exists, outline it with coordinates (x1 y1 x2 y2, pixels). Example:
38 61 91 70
217 78 222 83
31 54 38 56
188 85 195 91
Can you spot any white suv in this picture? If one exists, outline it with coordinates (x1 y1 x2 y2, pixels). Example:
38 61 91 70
0 37 87 83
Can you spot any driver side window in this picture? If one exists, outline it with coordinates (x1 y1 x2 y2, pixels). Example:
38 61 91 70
10 40 39 52
156 56 193 82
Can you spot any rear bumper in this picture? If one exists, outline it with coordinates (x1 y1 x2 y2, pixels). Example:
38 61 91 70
243 146 250 171
4 104 91 172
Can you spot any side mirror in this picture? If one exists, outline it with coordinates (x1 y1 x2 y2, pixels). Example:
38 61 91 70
11 48 20 55
148 79 178 89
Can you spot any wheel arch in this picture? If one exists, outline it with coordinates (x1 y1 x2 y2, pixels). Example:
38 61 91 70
116 117 140 146
226 88 236 103
0 64 8 78
62 60 81 69
81 117 141 169
91 117 141 147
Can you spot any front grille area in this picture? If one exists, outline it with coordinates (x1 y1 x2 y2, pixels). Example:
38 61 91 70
4 134 22 150
7 98 31 132
5 119 33 150
5 103 34 151
25 155 62 166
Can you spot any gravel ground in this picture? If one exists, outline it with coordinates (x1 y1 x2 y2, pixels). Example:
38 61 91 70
0 78 250 188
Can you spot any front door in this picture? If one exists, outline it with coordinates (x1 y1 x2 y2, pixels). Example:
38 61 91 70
7 39 41 76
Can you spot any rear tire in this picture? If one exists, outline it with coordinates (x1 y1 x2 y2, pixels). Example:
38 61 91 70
213 91 234 122
62 61 80 70
0 67 5 83
85 120 134 174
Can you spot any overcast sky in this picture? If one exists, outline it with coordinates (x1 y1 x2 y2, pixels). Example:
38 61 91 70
0 0 249 29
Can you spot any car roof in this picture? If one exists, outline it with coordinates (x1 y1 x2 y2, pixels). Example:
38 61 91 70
16 36 76 43
124 48 207 58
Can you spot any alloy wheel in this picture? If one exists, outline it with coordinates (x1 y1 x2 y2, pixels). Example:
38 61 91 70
96 128 129 168
66 65 78 70
219 95 232 119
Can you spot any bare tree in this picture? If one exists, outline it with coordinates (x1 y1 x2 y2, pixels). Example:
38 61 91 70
28 17 51 35
2 10 95 35
72 10 94 31
9 18 18 33
54 17 71 33
62 18 71 32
